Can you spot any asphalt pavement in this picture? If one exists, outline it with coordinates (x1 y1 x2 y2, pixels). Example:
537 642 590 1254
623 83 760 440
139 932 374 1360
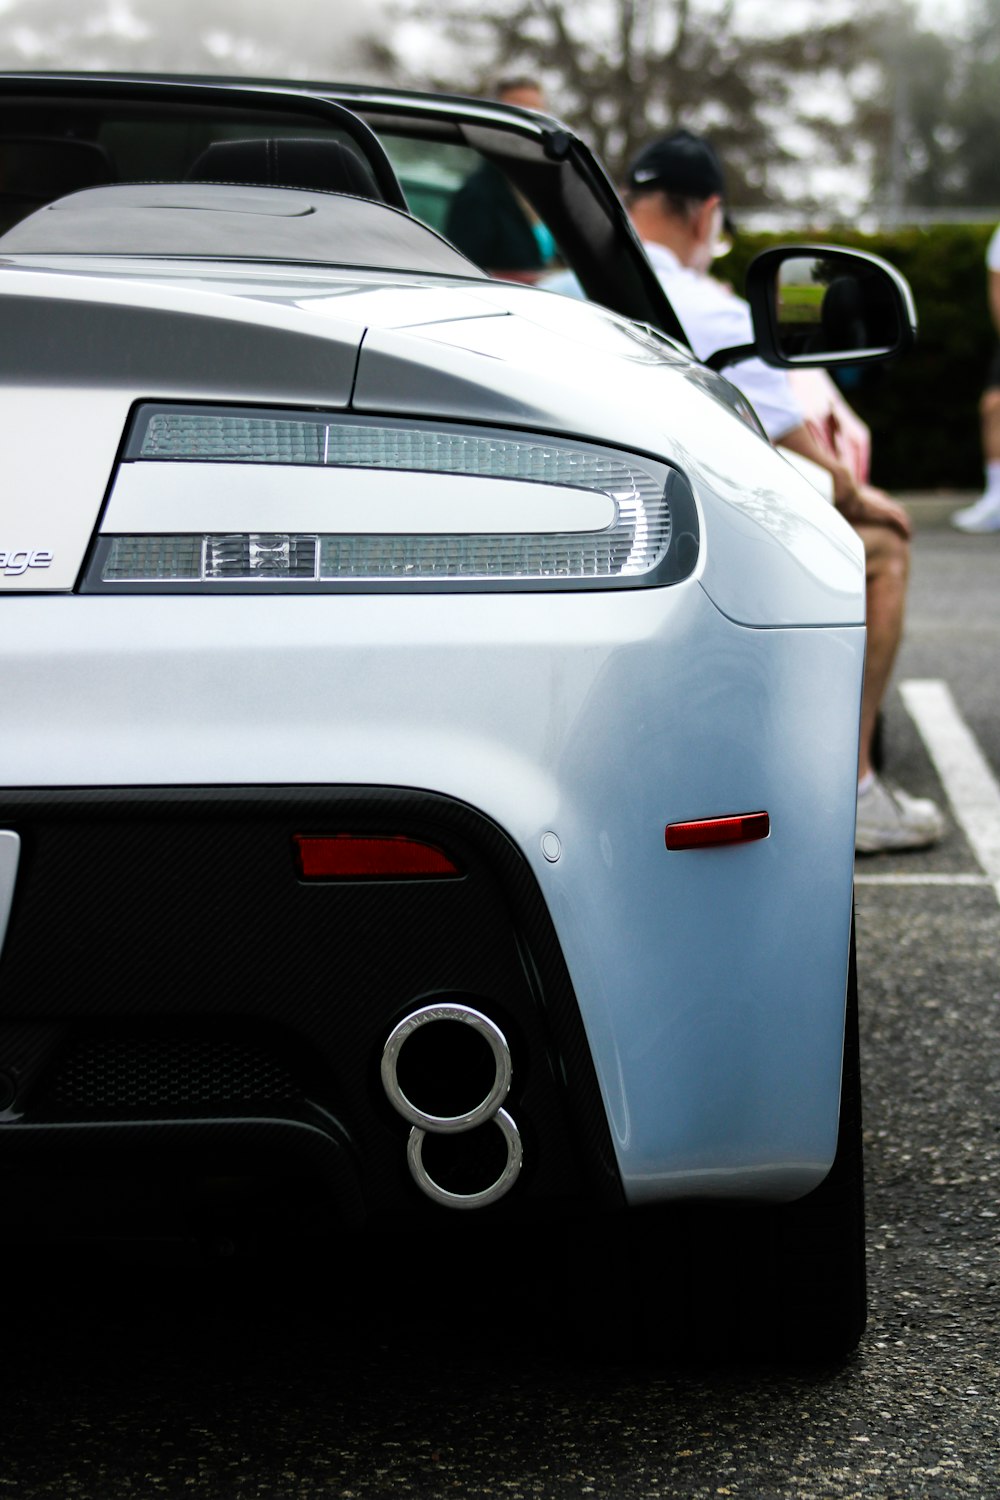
4 499 1000 1499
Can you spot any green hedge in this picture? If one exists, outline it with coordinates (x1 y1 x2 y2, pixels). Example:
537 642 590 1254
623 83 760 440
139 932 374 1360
717 224 996 491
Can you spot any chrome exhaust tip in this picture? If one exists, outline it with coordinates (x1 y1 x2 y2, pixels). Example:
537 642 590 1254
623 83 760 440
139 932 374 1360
381 1002 512 1134
407 1109 523 1209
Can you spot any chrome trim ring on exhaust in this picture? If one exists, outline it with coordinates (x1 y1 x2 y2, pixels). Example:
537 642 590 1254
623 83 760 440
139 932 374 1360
381 1002 512 1134
407 1108 523 1209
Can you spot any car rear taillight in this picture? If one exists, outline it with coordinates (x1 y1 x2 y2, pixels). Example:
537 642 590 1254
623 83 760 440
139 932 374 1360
81 405 699 592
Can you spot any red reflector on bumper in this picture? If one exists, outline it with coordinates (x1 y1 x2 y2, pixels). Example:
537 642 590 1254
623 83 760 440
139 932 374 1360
665 812 770 851
293 835 462 880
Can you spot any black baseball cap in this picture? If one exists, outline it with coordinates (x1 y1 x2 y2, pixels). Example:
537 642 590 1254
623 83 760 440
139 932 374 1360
627 129 726 200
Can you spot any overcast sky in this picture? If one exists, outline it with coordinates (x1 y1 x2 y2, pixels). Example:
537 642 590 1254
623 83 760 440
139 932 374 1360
0 0 387 75
0 0 976 77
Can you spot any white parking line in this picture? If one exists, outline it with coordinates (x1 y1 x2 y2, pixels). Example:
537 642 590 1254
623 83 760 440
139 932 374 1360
896 678 1000 906
855 873 991 886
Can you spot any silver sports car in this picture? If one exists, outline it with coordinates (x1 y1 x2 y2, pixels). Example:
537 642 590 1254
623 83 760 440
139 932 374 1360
0 74 914 1358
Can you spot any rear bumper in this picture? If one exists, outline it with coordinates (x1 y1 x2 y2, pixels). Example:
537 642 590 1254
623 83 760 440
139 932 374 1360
1 585 863 1211
0 785 620 1227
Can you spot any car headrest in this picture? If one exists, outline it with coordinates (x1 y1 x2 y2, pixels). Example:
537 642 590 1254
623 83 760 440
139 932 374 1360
0 136 117 233
186 137 384 202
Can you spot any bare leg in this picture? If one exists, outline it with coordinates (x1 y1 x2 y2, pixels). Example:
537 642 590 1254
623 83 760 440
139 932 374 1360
982 386 1000 465
855 521 909 781
952 386 1000 530
852 518 944 850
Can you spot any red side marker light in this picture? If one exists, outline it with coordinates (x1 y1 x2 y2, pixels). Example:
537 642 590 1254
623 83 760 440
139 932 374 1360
294 834 463 880
665 812 770 851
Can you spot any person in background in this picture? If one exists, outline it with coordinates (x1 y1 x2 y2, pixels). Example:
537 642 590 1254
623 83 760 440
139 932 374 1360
444 77 554 282
546 128 943 853
951 224 1000 532
493 76 545 112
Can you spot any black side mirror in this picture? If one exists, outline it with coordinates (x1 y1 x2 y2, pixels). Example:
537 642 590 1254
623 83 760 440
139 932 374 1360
746 246 916 366
705 245 917 372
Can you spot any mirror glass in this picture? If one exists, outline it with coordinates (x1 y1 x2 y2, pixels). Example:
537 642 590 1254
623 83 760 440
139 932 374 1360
772 254 902 361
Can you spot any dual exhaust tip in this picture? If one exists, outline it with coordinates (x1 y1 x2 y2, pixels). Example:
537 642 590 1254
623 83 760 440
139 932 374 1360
381 1003 522 1209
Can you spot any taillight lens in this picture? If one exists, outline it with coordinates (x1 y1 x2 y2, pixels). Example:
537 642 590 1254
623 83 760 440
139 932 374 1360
82 405 699 592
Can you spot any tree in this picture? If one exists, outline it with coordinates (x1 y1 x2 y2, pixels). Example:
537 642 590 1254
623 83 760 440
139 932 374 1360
389 0 886 211
941 0 1000 209
853 0 1000 218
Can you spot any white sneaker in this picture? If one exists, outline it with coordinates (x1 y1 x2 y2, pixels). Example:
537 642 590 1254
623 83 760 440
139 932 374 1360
950 492 1000 532
855 774 946 853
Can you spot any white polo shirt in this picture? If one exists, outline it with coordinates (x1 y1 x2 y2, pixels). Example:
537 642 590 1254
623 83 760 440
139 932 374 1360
640 243 804 439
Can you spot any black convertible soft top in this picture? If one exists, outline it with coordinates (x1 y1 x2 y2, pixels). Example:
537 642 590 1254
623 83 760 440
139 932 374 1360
0 181 487 276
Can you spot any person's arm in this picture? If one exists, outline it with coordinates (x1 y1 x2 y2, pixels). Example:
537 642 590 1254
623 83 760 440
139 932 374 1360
777 423 912 539
786 368 871 485
677 280 909 537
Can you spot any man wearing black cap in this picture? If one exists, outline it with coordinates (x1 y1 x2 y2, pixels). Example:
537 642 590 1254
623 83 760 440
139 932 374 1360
624 130 840 455
621 128 944 853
